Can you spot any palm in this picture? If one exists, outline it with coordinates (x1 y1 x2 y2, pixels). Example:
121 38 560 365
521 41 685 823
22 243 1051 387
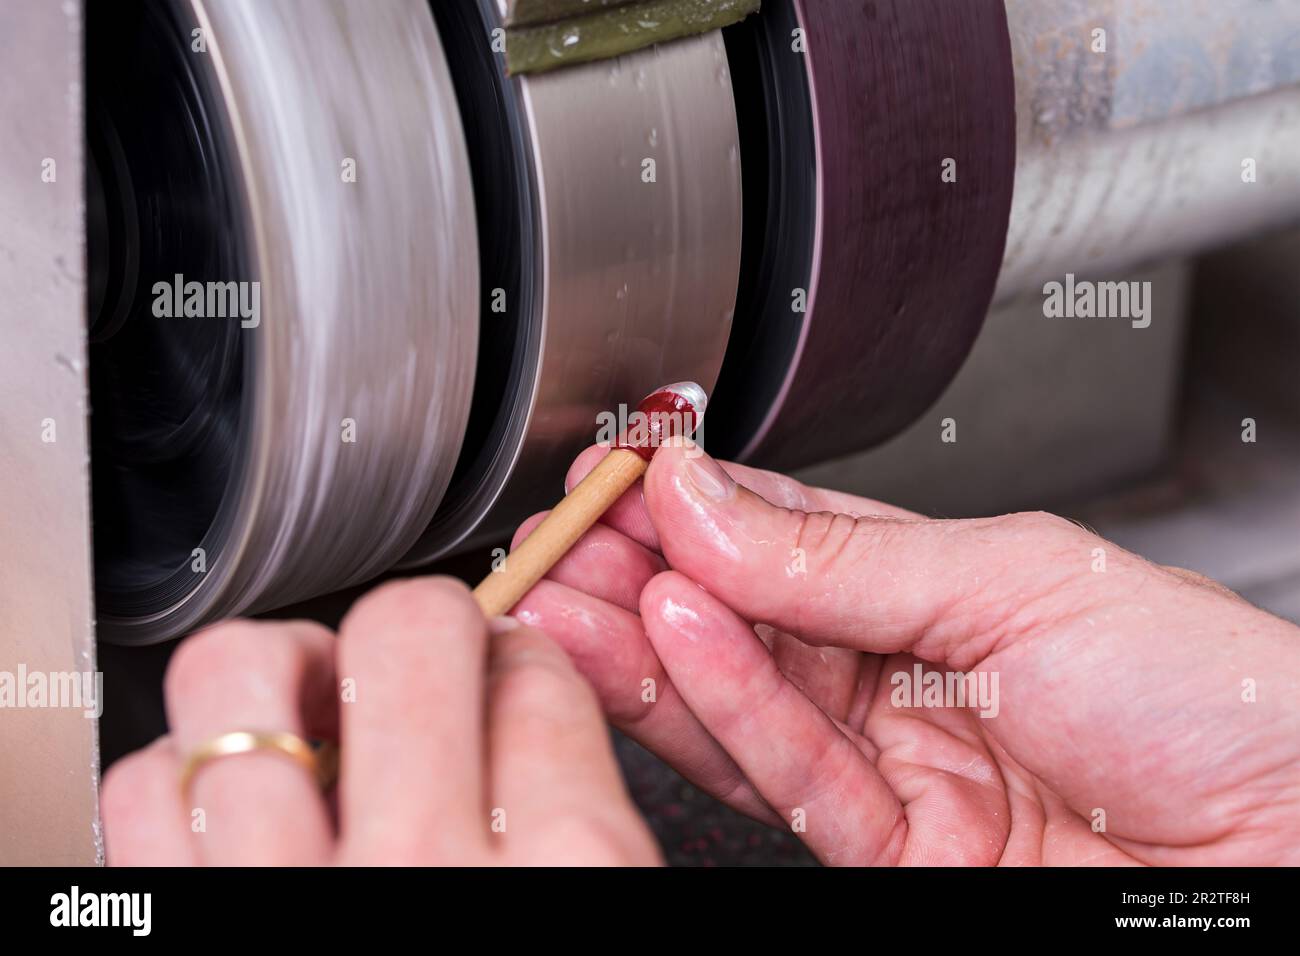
797 646 1141 865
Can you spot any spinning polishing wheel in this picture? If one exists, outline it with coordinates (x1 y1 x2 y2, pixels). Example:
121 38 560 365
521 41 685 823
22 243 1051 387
86 0 1014 643
88 0 480 644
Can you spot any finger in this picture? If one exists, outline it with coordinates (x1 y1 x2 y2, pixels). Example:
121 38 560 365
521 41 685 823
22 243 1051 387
102 736 199 866
769 629 866 724
512 511 666 614
642 440 1099 667
641 571 907 865
335 577 489 863
564 444 917 555
516 506 870 730
165 619 338 866
564 445 662 551
513 579 780 825
486 622 660 865
1162 564 1247 602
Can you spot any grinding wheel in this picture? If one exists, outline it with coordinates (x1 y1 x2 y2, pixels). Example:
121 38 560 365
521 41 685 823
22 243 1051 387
710 0 1017 470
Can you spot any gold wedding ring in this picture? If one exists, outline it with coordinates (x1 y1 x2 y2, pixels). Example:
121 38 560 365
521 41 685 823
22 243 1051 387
179 731 339 799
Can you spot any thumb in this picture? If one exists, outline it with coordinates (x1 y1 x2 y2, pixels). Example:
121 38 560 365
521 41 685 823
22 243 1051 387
642 441 1100 667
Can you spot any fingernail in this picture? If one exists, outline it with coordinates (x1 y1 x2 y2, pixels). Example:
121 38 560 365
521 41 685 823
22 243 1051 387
684 451 734 500
489 615 520 635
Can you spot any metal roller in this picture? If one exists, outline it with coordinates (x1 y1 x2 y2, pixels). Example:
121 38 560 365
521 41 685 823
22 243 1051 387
405 0 743 560
90 0 479 643
998 0 1300 301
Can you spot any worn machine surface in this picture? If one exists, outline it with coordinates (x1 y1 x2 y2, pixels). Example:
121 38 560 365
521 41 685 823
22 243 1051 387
0 0 100 865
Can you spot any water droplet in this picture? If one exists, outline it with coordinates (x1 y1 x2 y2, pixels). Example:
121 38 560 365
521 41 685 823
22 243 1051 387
550 27 582 58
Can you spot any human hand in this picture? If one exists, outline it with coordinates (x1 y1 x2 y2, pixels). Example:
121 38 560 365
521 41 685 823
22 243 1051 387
102 578 660 866
510 441 1300 865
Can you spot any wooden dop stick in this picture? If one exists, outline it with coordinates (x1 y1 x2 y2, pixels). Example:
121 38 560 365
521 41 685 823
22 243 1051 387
472 381 705 619
472 448 647 618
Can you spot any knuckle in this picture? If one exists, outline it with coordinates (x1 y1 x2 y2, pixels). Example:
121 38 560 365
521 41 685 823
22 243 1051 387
494 626 565 662
492 637 603 732
1001 510 1084 545
494 652 586 712
999 511 1099 576
342 576 476 647
1164 564 1214 586
165 619 328 705
791 509 863 568
165 619 270 701
1163 564 1238 598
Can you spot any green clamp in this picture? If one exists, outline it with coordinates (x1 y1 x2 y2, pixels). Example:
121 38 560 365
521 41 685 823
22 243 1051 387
505 0 761 75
